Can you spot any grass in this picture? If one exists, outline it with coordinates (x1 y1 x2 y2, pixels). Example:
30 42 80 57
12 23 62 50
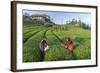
23 30 46 62
44 30 68 61
52 27 91 60
23 25 91 62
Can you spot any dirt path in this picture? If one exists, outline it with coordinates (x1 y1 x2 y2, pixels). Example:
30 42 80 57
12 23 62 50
51 30 64 44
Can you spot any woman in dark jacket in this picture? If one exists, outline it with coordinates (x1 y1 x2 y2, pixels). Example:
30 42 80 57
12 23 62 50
39 35 47 61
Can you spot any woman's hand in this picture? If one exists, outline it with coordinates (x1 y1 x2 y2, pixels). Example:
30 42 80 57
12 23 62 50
61 44 64 47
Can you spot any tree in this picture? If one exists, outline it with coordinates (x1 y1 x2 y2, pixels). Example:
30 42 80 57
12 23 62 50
67 18 78 25
78 19 90 29
23 13 33 25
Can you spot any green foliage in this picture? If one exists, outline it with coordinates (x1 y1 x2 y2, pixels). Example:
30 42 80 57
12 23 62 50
23 14 55 26
67 19 91 29
44 30 67 61
23 30 45 62
23 24 91 62
52 27 91 60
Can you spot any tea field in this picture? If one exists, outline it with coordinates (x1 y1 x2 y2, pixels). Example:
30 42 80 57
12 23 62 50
23 25 91 62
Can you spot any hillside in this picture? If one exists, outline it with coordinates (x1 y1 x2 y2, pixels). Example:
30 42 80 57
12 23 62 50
23 24 91 62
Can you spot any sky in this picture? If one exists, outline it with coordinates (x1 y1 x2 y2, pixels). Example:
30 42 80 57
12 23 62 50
23 10 91 25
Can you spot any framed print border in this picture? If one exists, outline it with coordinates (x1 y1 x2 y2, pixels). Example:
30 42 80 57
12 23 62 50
11 1 98 72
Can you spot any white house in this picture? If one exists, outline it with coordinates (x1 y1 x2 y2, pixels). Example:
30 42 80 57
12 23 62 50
31 14 54 25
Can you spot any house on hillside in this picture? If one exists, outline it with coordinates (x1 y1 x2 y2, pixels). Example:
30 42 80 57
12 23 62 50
31 14 54 25
75 23 80 26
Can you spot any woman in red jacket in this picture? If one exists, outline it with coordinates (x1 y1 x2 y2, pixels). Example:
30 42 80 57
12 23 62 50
65 37 73 54
61 37 73 54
